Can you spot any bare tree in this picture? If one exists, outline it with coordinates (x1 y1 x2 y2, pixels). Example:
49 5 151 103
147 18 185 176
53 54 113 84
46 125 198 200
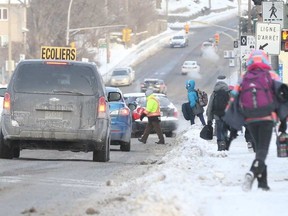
26 0 158 59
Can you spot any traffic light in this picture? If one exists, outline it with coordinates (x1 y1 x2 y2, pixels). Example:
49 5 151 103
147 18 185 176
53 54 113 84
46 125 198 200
214 33 219 45
122 28 132 42
184 23 190 34
252 0 263 5
281 29 288 52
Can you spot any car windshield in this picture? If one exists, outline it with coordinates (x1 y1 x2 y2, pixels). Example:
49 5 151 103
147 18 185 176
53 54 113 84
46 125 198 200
145 80 159 85
184 62 196 66
14 64 97 95
112 70 128 76
173 36 184 39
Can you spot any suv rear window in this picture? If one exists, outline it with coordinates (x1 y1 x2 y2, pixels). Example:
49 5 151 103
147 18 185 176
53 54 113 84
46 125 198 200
14 64 97 95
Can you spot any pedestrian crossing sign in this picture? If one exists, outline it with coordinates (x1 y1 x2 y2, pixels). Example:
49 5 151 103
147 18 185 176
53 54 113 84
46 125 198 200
262 1 284 28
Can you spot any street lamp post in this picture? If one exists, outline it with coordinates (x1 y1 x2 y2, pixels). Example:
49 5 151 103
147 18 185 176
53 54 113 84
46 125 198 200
66 0 73 46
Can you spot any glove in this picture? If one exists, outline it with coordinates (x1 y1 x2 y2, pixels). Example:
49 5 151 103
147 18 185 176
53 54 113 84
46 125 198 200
140 113 146 121
208 120 212 126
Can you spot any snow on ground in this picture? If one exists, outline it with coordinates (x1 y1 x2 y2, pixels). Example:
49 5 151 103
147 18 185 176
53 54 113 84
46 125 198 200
94 1 288 215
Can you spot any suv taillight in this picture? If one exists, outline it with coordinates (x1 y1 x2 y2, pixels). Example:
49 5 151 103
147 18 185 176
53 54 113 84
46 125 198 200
3 92 11 112
174 110 178 118
98 96 107 118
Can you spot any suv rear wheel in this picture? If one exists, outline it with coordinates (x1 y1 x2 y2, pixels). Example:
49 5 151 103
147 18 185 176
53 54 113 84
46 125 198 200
0 130 13 159
93 137 110 162
120 141 131 152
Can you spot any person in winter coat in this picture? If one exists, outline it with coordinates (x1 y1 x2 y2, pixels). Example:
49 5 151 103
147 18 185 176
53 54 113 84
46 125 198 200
229 50 281 192
206 75 230 151
186 80 206 126
138 89 165 144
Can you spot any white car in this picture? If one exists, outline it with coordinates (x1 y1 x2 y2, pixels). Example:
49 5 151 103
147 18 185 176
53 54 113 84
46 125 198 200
169 35 188 48
110 67 133 86
201 41 217 54
181 61 200 75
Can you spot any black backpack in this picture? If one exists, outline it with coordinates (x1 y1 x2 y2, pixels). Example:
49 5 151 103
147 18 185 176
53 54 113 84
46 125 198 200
212 89 230 117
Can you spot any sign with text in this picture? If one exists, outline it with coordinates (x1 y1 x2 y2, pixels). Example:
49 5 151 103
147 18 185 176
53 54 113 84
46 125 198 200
256 22 281 55
240 35 255 60
41 46 76 60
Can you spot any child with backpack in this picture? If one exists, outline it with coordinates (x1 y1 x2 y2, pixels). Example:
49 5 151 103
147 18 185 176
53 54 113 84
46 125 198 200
206 75 230 151
185 80 206 126
230 50 279 191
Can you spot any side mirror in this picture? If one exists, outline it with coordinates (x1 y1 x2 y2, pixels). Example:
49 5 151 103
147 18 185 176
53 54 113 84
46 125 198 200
0 88 7 97
128 102 137 111
108 92 121 102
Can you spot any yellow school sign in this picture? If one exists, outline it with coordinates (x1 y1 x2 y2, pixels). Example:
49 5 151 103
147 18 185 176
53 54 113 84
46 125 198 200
41 46 76 60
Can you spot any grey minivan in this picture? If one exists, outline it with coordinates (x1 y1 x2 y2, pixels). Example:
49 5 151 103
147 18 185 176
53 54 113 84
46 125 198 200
0 59 119 162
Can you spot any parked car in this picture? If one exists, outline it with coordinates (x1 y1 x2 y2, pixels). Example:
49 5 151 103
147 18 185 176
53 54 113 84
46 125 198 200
105 86 132 152
123 92 179 138
0 59 117 162
181 60 200 75
169 35 188 48
110 67 133 86
140 78 167 94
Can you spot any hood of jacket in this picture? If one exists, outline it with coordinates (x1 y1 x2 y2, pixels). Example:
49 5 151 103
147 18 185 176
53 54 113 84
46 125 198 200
214 81 229 92
186 80 195 92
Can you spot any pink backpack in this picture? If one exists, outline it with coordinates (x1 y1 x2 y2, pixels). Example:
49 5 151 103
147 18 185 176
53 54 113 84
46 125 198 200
239 68 275 118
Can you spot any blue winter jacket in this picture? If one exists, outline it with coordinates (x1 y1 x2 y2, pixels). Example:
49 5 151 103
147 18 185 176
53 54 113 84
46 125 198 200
186 80 198 108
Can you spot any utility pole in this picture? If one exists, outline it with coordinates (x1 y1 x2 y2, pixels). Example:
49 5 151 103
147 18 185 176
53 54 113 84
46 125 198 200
8 0 12 80
247 0 252 34
66 0 73 46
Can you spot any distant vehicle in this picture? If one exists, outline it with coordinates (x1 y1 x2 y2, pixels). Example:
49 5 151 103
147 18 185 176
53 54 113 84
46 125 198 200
201 41 217 54
169 35 188 48
105 86 132 152
0 59 115 162
123 92 179 138
110 67 133 86
140 78 167 94
181 60 200 75
0 85 7 120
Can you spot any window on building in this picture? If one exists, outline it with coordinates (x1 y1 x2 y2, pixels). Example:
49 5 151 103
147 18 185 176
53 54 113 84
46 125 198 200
0 8 8 20
0 35 8 47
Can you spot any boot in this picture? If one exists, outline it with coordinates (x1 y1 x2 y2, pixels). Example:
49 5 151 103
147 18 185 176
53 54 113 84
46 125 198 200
250 159 265 176
218 141 226 151
257 165 270 191
242 171 255 192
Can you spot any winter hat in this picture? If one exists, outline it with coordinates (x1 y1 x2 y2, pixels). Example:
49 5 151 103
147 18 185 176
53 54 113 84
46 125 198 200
246 49 271 70
145 89 153 97
216 75 228 84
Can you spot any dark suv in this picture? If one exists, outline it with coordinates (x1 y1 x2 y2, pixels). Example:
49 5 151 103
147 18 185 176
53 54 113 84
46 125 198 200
140 78 167 94
0 59 119 162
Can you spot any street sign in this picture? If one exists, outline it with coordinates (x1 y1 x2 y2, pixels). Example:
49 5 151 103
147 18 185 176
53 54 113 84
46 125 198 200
233 40 238 48
262 1 284 28
256 22 281 55
240 35 255 60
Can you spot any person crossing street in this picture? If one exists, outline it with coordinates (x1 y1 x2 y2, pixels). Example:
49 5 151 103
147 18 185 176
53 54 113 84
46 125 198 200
138 89 165 144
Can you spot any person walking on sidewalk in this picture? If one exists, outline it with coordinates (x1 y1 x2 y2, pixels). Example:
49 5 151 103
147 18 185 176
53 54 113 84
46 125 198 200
231 50 279 191
138 89 165 144
206 75 230 151
186 80 206 126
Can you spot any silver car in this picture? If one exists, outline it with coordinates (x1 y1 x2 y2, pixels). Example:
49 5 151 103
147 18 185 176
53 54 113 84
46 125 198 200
110 68 133 86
